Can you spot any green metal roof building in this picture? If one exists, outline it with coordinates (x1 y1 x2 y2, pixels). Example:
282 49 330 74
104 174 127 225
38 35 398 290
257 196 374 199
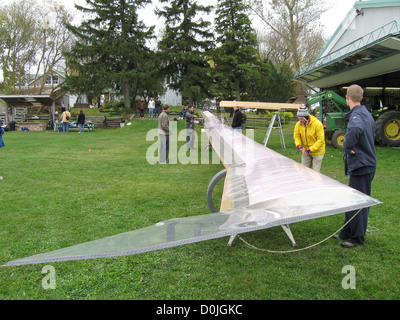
294 0 400 89
294 0 400 148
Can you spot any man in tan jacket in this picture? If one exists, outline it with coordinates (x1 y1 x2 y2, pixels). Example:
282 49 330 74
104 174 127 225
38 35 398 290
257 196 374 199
158 104 170 163
61 108 71 133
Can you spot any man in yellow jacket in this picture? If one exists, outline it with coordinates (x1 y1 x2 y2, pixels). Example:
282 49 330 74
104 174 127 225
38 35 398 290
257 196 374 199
293 105 325 172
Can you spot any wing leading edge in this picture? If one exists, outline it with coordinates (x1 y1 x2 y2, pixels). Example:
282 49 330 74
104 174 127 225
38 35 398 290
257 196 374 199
2 112 381 266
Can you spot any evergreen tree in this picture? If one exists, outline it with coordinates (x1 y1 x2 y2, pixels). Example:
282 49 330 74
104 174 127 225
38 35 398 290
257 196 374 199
267 61 294 102
247 59 294 103
63 0 154 109
213 0 259 101
156 0 214 106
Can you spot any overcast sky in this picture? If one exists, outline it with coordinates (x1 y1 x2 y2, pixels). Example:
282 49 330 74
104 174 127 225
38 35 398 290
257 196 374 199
58 0 355 37
0 0 356 81
0 0 357 53
0 0 356 35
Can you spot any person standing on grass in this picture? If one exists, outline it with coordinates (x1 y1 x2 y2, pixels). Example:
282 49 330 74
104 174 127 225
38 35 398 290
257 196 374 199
0 120 5 180
293 105 325 172
158 104 170 163
155 97 161 118
185 106 197 150
138 98 146 119
77 110 86 133
148 97 155 118
335 84 377 248
231 106 242 130
61 108 71 133
53 111 60 132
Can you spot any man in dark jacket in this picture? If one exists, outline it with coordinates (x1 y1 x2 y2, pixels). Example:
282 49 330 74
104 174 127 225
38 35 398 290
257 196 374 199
0 120 4 180
231 106 242 130
337 84 377 248
155 97 162 118
0 120 4 148
77 110 85 133
185 106 197 150
138 98 146 118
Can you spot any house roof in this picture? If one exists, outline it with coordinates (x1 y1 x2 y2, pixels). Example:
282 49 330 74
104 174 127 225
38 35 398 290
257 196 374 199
0 95 56 106
294 0 400 88
319 0 400 60
27 69 66 86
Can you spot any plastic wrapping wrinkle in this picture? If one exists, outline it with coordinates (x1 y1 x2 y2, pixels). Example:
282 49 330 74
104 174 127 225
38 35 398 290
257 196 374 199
2 111 381 266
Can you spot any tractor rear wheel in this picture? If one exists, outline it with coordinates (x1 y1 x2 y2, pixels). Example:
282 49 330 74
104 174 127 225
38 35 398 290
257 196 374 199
324 131 332 146
332 129 346 149
375 111 400 147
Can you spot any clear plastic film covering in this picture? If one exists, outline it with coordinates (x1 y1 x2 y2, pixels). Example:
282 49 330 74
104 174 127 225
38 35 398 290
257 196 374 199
3 111 381 266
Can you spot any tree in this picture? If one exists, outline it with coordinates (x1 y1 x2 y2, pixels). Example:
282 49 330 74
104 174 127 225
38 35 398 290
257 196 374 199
134 56 167 101
0 0 40 93
247 59 294 103
212 0 259 101
33 2 74 95
0 0 73 94
156 0 214 106
248 0 328 95
63 0 154 109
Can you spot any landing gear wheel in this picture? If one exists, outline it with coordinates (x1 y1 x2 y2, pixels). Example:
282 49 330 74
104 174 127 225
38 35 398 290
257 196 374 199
207 169 227 213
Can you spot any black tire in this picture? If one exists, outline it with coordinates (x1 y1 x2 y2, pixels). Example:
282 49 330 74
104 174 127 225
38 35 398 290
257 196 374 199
325 131 333 146
332 129 346 149
375 111 400 147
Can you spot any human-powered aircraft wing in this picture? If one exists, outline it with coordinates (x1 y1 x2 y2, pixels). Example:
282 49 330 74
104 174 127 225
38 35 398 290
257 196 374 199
2 111 381 266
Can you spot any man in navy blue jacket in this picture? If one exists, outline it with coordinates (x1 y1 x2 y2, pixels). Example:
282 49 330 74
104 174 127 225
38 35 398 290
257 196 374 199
0 120 4 181
337 84 377 248
0 120 4 148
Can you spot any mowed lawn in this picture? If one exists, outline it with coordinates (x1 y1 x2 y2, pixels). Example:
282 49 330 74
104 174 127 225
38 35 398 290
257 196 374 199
0 118 399 300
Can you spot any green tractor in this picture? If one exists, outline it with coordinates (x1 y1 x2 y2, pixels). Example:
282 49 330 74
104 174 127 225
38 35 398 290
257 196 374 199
307 90 400 149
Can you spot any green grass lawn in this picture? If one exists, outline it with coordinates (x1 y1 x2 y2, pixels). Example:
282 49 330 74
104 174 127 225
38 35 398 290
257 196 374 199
0 118 399 300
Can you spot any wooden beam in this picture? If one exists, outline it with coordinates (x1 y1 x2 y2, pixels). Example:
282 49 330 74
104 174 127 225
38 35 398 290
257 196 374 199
219 101 301 110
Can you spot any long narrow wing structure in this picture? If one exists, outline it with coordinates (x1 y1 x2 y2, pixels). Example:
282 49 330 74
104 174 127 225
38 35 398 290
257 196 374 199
3 111 381 266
